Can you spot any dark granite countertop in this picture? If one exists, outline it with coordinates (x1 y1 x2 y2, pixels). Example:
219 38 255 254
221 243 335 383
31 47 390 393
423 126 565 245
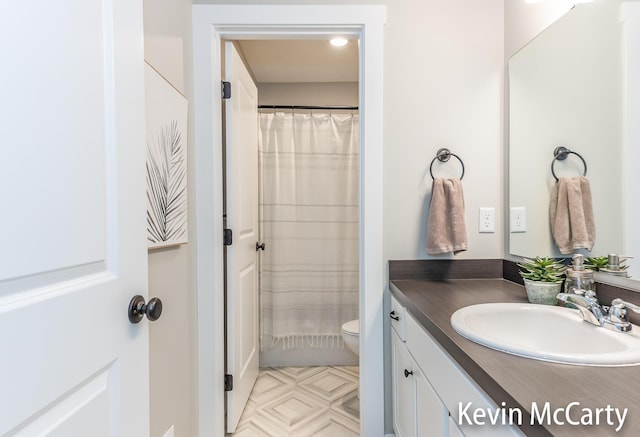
390 278 640 437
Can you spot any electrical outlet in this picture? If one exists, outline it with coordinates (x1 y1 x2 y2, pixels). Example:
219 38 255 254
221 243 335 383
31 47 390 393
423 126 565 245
478 207 495 233
510 207 527 233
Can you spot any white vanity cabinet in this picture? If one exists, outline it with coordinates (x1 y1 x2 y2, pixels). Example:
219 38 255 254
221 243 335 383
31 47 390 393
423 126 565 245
390 295 447 437
390 295 523 437
391 329 448 437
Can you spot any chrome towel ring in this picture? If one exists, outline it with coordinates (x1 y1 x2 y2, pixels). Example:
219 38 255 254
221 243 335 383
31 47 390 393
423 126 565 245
429 148 465 180
551 146 587 181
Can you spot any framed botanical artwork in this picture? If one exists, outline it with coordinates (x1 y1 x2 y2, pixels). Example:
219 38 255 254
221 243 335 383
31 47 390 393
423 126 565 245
144 62 188 249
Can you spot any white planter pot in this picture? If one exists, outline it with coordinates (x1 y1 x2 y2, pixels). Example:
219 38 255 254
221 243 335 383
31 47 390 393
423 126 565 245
523 279 562 305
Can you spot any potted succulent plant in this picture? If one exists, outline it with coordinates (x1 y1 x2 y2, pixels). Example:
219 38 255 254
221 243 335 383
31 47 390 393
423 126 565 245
585 256 608 272
517 257 566 305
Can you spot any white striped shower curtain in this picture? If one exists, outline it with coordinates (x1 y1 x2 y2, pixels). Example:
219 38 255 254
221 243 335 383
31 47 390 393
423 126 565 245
259 111 359 350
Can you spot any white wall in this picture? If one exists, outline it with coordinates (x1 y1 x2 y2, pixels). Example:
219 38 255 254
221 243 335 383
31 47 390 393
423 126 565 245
258 82 358 107
383 0 504 261
143 1 197 436
504 0 572 60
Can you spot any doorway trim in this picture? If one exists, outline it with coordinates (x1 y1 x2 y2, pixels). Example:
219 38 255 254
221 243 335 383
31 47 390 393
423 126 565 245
192 5 386 436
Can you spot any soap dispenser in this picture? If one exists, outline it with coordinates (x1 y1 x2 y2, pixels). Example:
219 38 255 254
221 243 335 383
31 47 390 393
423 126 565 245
564 254 595 294
601 253 631 277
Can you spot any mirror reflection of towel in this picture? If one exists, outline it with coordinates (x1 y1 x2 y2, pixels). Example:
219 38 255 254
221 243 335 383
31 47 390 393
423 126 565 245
426 178 468 255
549 176 595 254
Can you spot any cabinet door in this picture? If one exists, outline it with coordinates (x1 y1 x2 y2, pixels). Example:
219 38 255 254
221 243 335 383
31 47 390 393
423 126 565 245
449 415 466 437
392 330 416 437
415 369 448 437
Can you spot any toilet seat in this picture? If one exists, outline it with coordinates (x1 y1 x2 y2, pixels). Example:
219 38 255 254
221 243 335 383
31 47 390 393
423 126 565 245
341 319 359 335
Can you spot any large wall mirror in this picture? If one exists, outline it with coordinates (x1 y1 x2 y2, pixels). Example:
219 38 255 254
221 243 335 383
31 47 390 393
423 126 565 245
509 0 640 281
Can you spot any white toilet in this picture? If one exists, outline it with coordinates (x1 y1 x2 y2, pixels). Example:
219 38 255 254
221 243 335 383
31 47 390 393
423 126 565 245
341 319 359 356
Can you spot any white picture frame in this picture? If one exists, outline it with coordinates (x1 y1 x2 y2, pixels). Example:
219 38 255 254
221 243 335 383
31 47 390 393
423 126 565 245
145 62 188 249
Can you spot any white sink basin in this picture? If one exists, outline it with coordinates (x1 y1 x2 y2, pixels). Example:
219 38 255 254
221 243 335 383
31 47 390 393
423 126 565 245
451 303 640 366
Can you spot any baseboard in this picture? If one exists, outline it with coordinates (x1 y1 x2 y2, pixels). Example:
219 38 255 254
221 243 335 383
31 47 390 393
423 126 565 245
260 346 358 367
384 433 396 437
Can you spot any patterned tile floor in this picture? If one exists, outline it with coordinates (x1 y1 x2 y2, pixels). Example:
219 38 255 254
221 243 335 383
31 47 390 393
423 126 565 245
231 366 360 437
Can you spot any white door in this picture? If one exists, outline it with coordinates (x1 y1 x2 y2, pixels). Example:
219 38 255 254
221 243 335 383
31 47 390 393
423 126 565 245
0 1 148 436
224 41 260 433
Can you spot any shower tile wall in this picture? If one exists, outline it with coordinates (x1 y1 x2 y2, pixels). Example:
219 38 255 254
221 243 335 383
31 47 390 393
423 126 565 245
231 366 359 437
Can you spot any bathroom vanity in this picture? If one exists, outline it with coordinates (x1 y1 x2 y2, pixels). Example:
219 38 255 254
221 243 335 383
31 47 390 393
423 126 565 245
390 275 640 437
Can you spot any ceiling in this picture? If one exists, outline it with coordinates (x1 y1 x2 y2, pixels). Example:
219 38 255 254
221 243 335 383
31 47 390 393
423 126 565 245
237 39 359 84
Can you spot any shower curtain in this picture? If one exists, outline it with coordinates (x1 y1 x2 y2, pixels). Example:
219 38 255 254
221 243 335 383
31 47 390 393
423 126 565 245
259 111 359 350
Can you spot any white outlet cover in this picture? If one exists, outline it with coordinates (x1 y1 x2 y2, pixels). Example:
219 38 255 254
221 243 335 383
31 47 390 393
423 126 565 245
510 207 527 233
478 207 495 233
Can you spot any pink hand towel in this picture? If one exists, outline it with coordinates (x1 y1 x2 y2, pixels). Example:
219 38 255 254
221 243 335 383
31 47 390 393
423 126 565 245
426 178 468 255
549 176 596 254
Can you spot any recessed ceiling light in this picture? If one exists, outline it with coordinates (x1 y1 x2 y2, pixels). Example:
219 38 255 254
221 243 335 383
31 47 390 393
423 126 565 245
330 37 348 47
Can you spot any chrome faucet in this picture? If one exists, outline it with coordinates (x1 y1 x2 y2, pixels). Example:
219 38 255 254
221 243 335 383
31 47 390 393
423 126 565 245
556 290 640 332
556 290 605 327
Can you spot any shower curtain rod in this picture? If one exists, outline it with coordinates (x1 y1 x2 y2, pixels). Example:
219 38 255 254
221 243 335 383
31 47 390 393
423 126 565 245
258 105 359 110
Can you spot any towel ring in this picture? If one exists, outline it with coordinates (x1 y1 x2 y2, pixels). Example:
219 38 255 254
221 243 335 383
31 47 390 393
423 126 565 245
429 148 465 180
551 146 587 181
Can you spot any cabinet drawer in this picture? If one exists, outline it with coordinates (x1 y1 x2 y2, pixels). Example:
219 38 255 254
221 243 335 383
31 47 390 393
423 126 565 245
405 312 523 437
390 295 407 341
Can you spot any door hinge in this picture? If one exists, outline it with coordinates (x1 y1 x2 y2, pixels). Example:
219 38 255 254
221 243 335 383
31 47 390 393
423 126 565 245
224 228 233 246
222 81 231 99
224 374 233 391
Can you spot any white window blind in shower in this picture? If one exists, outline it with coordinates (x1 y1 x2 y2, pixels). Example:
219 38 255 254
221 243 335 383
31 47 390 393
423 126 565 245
258 111 359 350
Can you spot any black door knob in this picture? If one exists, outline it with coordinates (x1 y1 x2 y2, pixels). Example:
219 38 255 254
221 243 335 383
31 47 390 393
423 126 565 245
404 369 413 378
128 295 163 324
256 242 266 251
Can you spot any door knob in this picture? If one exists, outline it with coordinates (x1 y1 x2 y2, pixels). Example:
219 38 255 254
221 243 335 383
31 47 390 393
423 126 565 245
404 369 413 378
256 242 265 251
128 295 163 324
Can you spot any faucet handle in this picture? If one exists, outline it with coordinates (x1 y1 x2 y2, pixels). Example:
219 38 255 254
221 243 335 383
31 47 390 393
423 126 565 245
611 298 640 314
573 288 597 298
608 298 640 326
